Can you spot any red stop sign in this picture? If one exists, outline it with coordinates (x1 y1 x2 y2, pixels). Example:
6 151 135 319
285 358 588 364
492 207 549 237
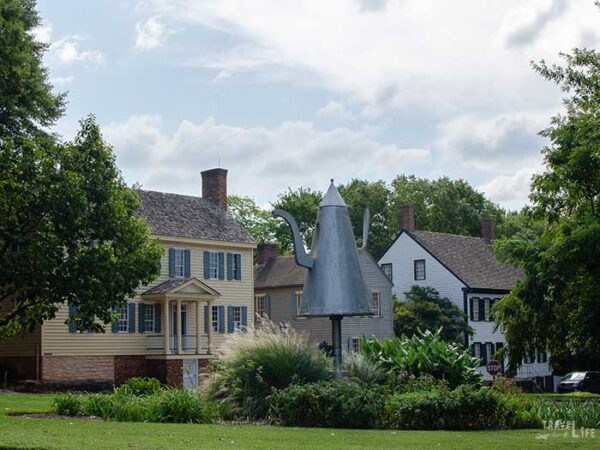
487 359 502 376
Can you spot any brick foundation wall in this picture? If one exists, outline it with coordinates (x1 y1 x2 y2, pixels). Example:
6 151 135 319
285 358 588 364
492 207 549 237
166 359 183 386
0 357 37 382
41 356 114 384
146 359 167 384
114 355 147 386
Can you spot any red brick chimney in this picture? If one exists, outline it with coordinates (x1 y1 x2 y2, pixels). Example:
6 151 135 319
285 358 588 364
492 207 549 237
257 242 278 264
481 217 496 241
201 168 228 210
399 204 415 232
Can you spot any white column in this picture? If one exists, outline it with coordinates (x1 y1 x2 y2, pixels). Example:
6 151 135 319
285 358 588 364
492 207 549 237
206 301 213 355
176 299 182 354
163 300 170 354
195 301 202 354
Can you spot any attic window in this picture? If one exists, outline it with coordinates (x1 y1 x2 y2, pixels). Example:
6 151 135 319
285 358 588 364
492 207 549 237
414 259 426 280
381 263 392 282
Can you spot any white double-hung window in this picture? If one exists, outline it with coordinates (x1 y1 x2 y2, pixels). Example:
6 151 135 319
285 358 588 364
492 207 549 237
211 305 220 333
209 252 219 279
232 306 242 331
144 304 155 333
255 295 266 317
174 249 185 278
117 305 128 332
371 291 381 317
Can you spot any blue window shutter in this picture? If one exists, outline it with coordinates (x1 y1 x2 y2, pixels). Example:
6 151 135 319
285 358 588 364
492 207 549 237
218 252 225 280
226 253 233 280
154 303 161 333
128 303 136 333
480 343 487 366
69 305 78 333
218 306 225 333
184 249 191 278
227 306 234 333
111 306 119 333
157 256 162 276
469 298 474 321
168 248 176 277
138 304 146 333
236 255 242 281
203 251 210 279
241 306 247 327
204 305 209 333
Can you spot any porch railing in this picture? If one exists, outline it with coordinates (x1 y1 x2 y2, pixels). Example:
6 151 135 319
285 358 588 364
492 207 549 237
146 334 209 354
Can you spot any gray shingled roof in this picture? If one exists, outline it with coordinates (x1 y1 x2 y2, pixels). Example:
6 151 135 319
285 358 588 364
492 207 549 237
408 230 523 291
142 278 190 295
136 190 254 244
255 248 391 289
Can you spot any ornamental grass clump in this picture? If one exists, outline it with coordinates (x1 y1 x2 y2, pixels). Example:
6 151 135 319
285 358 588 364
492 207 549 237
52 380 221 424
342 352 387 386
207 319 331 419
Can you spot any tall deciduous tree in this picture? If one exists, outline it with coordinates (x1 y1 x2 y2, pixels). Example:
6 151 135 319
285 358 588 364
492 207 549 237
271 187 322 254
338 179 391 258
394 286 473 344
0 1 162 338
228 195 277 243
493 40 600 371
0 0 65 136
390 175 505 238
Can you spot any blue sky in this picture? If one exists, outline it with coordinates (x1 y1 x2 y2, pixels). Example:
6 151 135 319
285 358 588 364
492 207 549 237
35 0 600 210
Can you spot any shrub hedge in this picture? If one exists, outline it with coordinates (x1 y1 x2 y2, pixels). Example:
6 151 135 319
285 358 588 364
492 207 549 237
383 385 541 430
271 381 386 429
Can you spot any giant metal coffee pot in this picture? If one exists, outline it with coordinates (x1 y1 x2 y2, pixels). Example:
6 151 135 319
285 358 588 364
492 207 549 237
273 180 372 374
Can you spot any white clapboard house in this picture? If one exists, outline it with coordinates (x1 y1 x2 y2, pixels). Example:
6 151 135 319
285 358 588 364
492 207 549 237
378 205 555 390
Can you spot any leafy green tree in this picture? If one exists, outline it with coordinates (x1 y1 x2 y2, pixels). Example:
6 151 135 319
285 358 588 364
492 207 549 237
338 179 392 258
0 1 162 337
394 286 473 344
0 0 65 136
390 175 506 238
271 187 322 254
228 195 277 243
493 42 600 371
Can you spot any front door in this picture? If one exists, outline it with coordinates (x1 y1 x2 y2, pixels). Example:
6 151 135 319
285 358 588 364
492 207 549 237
170 302 187 352
170 302 187 336
183 359 198 390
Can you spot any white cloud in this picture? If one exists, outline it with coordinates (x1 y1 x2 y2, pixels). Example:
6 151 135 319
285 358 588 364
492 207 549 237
34 24 104 68
51 35 104 66
50 75 74 85
496 0 568 48
103 115 429 203
478 165 542 211
317 101 355 120
31 23 52 44
437 111 549 168
135 16 172 50
139 0 600 116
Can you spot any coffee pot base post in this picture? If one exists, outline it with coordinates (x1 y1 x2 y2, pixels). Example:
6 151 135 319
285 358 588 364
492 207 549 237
331 315 343 377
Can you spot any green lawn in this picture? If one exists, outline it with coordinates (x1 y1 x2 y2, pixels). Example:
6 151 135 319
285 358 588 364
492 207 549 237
0 393 598 449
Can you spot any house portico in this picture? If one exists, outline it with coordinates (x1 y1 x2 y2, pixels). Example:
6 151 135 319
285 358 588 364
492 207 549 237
142 277 220 356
